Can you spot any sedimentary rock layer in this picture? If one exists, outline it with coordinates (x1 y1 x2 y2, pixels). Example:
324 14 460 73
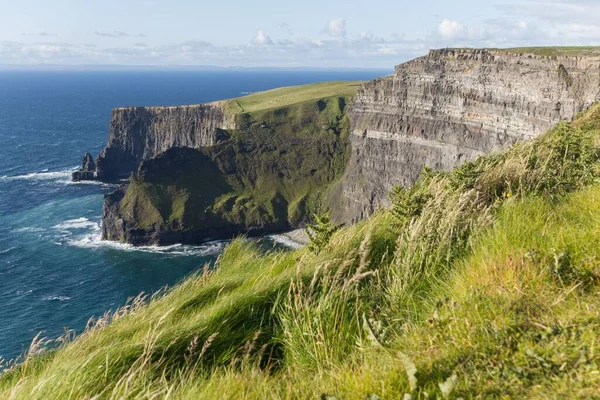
335 49 600 222
74 103 228 181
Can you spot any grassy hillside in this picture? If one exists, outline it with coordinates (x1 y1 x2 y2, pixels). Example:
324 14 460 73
113 83 357 243
2 104 600 399
486 46 600 57
223 81 363 114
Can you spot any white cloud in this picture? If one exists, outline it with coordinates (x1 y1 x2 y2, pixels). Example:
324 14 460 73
434 2 600 48
326 19 346 39
494 0 600 43
499 0 600 22
3 1 600 69
253 29 273 45
437 19 468 40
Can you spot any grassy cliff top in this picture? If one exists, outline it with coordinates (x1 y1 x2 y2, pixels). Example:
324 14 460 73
442 46 600 57
224 81 364 114
492 46 600 56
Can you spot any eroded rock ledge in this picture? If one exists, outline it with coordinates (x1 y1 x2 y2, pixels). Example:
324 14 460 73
334 48 600 223
72 103 231 181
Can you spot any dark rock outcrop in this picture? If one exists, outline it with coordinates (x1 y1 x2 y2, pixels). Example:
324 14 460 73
334 48 600 222
101 185 127 242
74 103 230 181
72 153 96 181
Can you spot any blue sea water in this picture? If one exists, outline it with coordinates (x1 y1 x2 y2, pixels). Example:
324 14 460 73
0 69 386 361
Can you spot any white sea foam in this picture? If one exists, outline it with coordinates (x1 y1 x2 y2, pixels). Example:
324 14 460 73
11 227 45 233
70 233 226 256
0 166 118 188
53 218 300 254
41 295 72 301
54 217 101 231
65 180 115 188
0 167 78 182
55 218 226 256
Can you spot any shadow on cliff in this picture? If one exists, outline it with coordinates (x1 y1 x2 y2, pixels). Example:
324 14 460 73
135 147 233 226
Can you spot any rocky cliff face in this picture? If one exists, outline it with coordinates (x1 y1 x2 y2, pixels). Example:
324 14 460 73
73 103 229 181
77 48 600 245
335 49 600 222
100 96 352 245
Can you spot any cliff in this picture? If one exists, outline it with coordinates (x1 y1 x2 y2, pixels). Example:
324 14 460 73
99 82 360 245
77 48 600 245
334 48 600 222
72 103 230 181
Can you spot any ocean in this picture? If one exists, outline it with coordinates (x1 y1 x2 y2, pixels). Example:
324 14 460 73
0 69 386 361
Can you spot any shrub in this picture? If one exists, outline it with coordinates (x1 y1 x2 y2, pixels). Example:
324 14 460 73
305 213 343 254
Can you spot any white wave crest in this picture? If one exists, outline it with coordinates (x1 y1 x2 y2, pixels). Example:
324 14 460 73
72 234 226 256
11 227 45 233
58 220 226 257
54 217 101 231
41 295 72 301
0 167 78 182
65 180 116 188
0 247 16 255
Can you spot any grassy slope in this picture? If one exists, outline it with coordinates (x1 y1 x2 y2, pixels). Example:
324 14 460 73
485 46 600 56
119 82 359 238
2 105 600 399
223 81 363 114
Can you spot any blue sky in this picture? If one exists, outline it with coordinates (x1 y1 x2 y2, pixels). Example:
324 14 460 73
1 0 599 68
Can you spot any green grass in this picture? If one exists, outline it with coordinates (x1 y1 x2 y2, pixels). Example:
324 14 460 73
472 46 600 57
2 105 600 399
224 81 364 115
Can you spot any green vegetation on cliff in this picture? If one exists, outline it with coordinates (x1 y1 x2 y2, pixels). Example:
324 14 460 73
477 46 600 57
224 81 363 114
3 105 600 399
115 83 358 243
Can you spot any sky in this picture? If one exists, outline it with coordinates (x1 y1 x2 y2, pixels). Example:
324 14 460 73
0 0 599 68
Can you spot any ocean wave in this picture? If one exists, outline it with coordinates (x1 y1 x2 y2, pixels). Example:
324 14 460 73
11 227 46 233
70 233 227 256
54 217 101 231
0 247 16 255
4 165 23 173
54 217 299 255
41 295 72 301
56 219 226 257
65 180 116 188
0 167 78 182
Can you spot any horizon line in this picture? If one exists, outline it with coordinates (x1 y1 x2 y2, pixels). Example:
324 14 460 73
0 64 393 72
